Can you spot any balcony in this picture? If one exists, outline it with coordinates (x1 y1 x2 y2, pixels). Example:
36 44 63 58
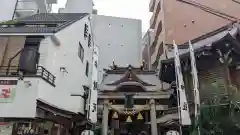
150 1 161 29
150 14 157 29
0 66 56 87
149 0 156 12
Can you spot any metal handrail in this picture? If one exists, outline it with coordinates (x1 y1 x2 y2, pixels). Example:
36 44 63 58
0 65 56 86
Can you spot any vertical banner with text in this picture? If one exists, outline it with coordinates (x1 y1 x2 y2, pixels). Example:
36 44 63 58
173 41 191 125
88 45 99 123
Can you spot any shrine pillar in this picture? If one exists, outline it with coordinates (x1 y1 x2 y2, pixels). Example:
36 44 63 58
102 100 109 135
150 99 158 135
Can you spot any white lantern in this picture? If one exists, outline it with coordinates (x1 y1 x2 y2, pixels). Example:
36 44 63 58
166 130 179 135
81 130 94 135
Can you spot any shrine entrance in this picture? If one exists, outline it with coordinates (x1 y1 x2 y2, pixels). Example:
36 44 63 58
98 64 172 135
109 109 150 135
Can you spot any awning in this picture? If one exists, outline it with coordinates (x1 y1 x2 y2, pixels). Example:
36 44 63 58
36 98 77 118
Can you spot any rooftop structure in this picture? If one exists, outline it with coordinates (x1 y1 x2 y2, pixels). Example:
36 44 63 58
0 0 57 21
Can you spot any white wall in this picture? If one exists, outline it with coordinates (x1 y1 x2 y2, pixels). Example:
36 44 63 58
38 15 93 114
0 0 17 21
0 78 38 118
92 15 142 82
62 0 93 13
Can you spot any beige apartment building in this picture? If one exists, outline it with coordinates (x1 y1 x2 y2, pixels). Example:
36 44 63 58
145 0 240 69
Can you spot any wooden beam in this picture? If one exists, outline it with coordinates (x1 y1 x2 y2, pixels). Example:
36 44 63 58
97 104 168 111
98 92 171 99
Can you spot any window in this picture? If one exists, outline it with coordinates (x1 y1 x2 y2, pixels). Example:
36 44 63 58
85 61 89 76
78 42 84 62
155 21 162 37
84 24 89 39
88 34 91 47
94 61 98 68
92 103 97 112
93 81 98 89
151 2 161 28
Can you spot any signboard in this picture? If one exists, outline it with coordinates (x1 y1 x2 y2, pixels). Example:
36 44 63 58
0 80 17 103
0 122 13 135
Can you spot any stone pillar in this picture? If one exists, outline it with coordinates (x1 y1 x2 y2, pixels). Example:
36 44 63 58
150 99 158 135
102 100 109 135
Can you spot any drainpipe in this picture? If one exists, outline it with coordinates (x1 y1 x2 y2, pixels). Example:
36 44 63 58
147 31 151 70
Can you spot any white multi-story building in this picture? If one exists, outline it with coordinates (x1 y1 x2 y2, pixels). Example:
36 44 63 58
0 0 57 21
92 15 142 82
60 0 142 86
0 13 98 134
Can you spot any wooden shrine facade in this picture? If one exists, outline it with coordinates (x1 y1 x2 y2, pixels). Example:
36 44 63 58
97 64 179 135
160 23 240 106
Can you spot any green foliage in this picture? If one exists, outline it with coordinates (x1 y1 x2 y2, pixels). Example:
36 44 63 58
191 83 240 135
0 20 18 25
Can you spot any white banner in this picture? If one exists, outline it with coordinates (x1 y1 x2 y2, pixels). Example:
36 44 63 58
189 41 200 118
173 41 191 125
87 45 99 123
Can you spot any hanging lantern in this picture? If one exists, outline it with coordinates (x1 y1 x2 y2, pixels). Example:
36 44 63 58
126 116 132 123
137 112 143 120
112 111 118 119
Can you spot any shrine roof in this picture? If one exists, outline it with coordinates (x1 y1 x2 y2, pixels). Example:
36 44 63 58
103 64 156 74
162 24 240 64
160 23 240 83
99 65 169 91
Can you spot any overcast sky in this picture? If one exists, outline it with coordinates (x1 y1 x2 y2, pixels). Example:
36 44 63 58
52 0 151 32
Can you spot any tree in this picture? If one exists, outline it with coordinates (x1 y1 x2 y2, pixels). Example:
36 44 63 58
190 82 240 135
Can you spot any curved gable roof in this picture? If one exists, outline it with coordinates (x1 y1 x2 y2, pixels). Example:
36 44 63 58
106 69 156 86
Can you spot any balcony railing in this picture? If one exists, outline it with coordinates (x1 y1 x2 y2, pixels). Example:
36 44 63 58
149 0 156 12
0 66 56 87
150 1 161 29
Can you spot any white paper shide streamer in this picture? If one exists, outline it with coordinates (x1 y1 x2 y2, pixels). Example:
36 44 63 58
173 40 191 125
